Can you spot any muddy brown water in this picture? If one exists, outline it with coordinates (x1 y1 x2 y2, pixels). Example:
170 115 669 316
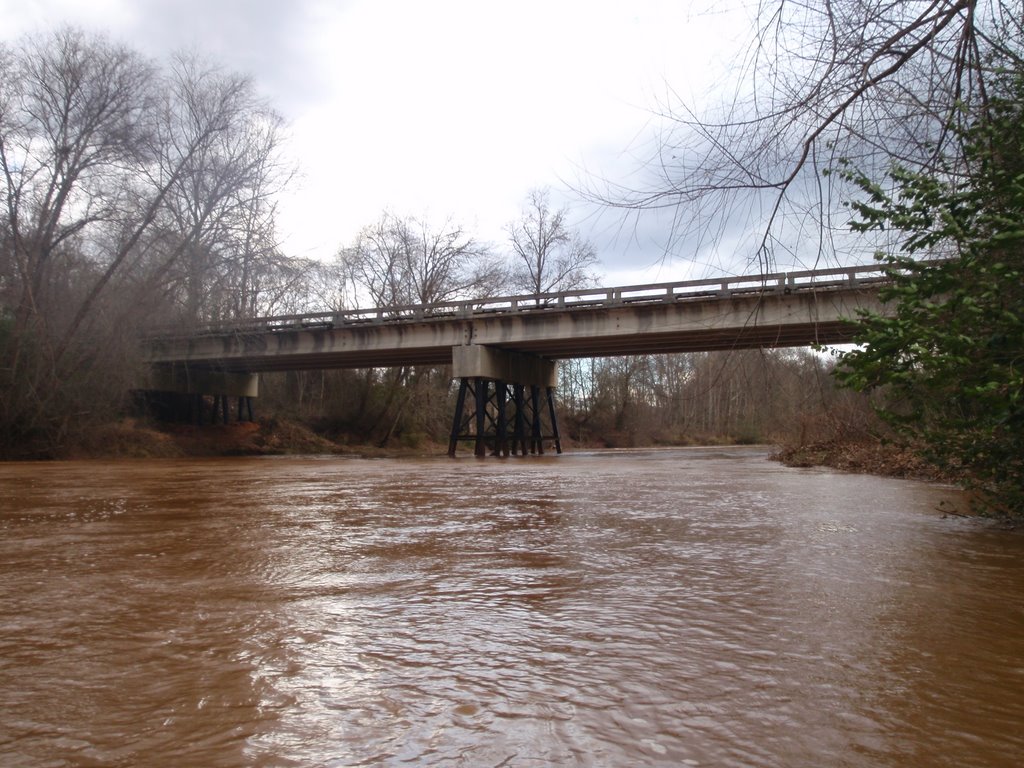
1 447 1022 767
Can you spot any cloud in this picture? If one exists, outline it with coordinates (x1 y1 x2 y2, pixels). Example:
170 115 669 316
6 0 329 112
3 0 761 281
126 0 332 111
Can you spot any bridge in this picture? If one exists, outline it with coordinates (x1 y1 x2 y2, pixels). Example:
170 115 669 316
143 264 890 456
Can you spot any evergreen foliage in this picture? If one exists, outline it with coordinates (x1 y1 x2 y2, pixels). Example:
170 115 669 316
835 74 1024 517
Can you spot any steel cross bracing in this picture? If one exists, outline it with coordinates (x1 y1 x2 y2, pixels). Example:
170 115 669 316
448 378 562 458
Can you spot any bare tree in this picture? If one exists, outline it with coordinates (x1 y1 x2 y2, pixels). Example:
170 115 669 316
0 28 156 337
589 0 1023 271
506 187 599 295
0 27 293 455
334 212 507 447
137 53 289 324
341 211 503 307
18 37 286 348
301 258 359 313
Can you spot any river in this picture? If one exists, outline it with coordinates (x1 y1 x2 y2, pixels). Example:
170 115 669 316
1 447 1022 767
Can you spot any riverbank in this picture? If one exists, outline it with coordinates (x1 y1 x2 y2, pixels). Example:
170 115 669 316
56 417 455 460
18 415 960 490
59 418 345 460
771 436 954 482
47 416 754 461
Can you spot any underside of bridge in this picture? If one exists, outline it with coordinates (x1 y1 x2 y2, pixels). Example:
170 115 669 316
141 283 886 453
143 288 877 373
144 344 564 454
142 365 260 425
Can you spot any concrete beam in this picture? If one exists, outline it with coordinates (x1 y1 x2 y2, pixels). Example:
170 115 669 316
146 319 472 372
451 345 557 387
464 289 883 358
149 364 259 397
144 286 886 372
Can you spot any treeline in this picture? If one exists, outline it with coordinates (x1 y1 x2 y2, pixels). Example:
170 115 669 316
0 27 870 459
257 349 870 452
557 350 865 447
0 28 301 455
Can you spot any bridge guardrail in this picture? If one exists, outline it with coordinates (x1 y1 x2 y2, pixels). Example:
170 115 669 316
146 263 891 339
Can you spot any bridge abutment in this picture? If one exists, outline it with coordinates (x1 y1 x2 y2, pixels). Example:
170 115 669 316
142 364 259 425
447 346 561 457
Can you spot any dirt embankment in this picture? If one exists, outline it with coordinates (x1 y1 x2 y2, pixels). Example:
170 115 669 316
64 418 345 459
62 418 453 460
770 437 954 482
53 418 958 481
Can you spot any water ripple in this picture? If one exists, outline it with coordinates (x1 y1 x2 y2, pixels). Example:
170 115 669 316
1 449 1022 767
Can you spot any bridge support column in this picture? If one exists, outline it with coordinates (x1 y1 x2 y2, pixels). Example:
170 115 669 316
447 346 561 457
143 364 259 425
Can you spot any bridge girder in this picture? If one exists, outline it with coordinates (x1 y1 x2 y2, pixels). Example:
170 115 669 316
144 287 883 374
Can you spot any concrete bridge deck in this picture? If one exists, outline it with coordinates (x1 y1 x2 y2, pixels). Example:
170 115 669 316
144 265 889 374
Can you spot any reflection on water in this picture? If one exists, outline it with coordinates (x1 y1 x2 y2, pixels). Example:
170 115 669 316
1 447 1022 767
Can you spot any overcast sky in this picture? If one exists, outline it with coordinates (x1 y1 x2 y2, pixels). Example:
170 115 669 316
4 0 754 284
